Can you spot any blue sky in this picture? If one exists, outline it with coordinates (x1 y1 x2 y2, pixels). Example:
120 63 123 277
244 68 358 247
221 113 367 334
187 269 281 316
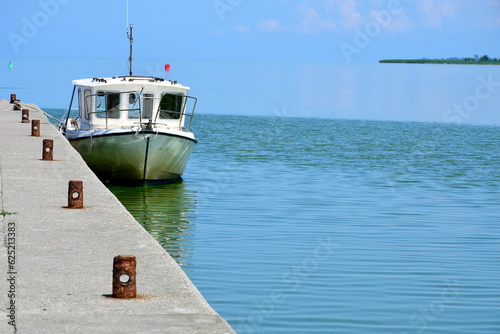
0 0 500 123
1 0 499 62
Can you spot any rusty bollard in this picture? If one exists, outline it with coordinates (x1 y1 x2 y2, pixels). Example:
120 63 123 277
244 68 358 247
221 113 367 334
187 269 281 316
10 94 16 104
13 101 21 111
31 120 40 137
68 180 84 209
42 139 53 161
113 255 137 298
21 109 29 123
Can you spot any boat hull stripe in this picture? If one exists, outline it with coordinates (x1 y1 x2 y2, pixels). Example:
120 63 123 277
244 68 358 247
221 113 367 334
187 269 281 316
67 130 198 144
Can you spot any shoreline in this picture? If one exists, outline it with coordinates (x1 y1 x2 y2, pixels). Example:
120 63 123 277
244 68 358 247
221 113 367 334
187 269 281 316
379 59 500 65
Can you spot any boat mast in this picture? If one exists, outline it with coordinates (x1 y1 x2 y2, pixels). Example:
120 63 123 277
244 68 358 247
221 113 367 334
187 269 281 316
127 24 134 76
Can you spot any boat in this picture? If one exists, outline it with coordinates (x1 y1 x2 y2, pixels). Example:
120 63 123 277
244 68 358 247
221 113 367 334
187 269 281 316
59 24 197 185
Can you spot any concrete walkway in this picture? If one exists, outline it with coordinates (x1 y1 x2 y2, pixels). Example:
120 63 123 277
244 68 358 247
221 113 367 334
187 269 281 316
0 99 235 334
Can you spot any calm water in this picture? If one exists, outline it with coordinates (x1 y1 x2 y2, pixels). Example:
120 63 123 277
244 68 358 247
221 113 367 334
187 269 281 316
46 63 500 333
108 115 500 333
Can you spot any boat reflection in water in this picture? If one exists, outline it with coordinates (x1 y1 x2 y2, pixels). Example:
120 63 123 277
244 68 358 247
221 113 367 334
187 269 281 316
108 181 197 267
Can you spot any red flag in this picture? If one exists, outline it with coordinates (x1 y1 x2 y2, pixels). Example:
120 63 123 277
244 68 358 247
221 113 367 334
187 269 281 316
165 64 171 72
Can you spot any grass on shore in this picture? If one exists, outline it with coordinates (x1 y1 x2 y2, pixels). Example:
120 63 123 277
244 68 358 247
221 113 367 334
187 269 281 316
379 59 500 65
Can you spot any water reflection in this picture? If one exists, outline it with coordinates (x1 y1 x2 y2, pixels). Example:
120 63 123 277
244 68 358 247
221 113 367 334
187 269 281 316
108 181 197 267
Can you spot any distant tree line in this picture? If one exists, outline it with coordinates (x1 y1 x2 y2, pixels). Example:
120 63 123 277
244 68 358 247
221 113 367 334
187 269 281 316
379 55 500 65
462 54 499 62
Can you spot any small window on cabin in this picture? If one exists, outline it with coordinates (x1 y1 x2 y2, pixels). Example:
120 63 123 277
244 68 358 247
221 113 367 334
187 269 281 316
159 93 183 119
128 93 140 119
107 93 121 118
78 89 83 118
95 92 121 118
142 93 154 119
95 92 106 118
84 89 92 119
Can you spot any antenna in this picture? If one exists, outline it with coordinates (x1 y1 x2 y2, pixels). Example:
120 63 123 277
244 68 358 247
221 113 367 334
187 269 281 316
127 24 133 76
126 0 133 76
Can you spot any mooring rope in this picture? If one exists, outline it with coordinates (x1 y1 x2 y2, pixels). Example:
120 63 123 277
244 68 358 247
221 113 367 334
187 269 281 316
21 103 63 125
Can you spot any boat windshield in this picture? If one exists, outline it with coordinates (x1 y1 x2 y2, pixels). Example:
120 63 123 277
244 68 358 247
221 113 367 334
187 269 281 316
159 93 183 120
73 89 196 132
127 93 140 118
96 92 120 118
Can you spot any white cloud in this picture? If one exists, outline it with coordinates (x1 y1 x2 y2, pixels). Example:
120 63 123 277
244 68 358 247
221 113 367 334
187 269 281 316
257 19 284 33
419 0 456 27
254 4 338 34
488 0 500 25
235 25 251 33
334 0 363 29
377 8 415 33
294 6 338 33
250 0 416 34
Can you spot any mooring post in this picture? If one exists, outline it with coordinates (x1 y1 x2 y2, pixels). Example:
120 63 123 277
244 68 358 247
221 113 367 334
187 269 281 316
13 100 21 111
42 139 53 161
113 255 137 298
68 180 84 209
21 109 29 123
31 120 40 137
10 94 16 104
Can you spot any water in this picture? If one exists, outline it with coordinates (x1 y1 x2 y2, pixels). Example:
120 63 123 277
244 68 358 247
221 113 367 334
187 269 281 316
107 115 500 333
46 63 500 333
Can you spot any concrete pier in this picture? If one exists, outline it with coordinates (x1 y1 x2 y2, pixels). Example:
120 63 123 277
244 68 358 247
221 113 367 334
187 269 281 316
0 99 235 333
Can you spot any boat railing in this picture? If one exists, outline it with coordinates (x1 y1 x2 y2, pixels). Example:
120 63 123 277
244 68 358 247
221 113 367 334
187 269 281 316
81 91 196 132
151 94 196 132
59 86 77 131
179 95 197 132
59 90 198 132
84 90 142 130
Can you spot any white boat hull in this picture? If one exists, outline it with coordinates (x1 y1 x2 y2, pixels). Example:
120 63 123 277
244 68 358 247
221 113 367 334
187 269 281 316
67 130 196 184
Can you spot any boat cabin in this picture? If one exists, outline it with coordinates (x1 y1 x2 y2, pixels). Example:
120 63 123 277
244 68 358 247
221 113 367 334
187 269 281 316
65 76 196 132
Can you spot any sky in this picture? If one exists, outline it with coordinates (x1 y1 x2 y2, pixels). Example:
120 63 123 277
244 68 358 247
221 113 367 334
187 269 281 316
1 0 499 62
0 0 499 122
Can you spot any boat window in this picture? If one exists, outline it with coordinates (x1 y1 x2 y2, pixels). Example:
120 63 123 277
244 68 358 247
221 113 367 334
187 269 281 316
95 93 106 118
95 92 121 118
128 93 140 118
78 88 82 118
84 89 92 119
159 93 183 119
142 93 154 119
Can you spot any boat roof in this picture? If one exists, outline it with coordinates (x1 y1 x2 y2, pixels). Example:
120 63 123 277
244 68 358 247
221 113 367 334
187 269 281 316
72 76 190 90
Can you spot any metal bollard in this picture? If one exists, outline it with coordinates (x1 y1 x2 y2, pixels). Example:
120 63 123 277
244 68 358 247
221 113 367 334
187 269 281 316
42 139 53 161
113 255 137 298
67 180 84 209
10 94 16 104
13 101 21 111
21 109 29 123
31 120 40 137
